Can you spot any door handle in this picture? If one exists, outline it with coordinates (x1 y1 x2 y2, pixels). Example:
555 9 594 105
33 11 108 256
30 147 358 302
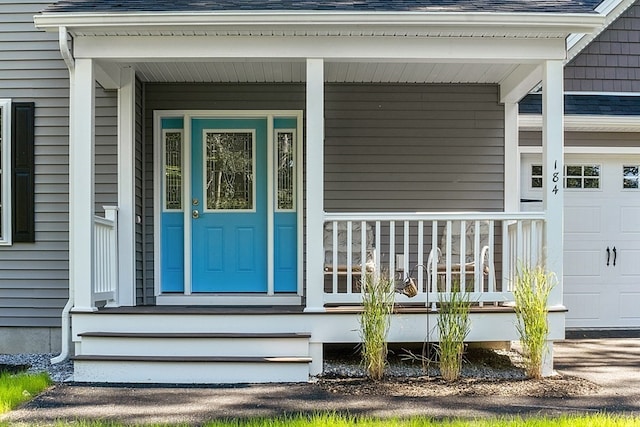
613 246 617 267
606 246 610 266
192 209 200 219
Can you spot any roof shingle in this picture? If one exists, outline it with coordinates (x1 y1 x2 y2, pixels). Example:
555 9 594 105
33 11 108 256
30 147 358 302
520 94 640 116
42 0 603 14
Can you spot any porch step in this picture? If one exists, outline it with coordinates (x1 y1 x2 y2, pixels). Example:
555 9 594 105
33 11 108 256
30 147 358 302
73 331 313 384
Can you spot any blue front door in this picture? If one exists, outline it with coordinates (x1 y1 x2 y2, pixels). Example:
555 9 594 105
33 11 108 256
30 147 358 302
191 118 267 292
159 114 298 294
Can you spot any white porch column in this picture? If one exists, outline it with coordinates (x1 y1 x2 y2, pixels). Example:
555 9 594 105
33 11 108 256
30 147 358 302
117 66 136 306
70 58 96 312
504 102 519 212
542 60 564 309
304 58 325 313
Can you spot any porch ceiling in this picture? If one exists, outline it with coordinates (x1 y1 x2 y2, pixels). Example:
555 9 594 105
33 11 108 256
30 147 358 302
128 61 518 84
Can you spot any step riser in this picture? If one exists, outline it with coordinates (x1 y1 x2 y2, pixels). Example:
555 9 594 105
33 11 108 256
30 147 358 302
78 337 310 357
74 360 310 383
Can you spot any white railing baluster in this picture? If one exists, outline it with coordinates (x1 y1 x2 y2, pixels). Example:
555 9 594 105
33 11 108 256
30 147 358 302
92 206 118 306
417 220 424 293
332 220 338 294
389 221 395 285
321 212 545 305
346 221 353 294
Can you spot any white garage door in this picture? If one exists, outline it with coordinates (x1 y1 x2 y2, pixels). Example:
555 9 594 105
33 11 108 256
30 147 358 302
521 154 640 329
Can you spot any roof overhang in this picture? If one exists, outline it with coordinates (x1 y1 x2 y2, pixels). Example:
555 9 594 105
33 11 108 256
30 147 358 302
35 11 604 38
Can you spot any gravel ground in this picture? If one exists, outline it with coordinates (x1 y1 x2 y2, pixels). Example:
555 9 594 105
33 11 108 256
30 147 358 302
0 353 73 383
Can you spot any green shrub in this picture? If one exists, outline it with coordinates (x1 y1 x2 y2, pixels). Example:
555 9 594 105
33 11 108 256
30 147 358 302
359 274 395 381
513 264 556 379
436 289 471 381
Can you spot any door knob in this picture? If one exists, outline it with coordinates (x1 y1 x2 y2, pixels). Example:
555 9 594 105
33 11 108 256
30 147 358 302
192 209 200 219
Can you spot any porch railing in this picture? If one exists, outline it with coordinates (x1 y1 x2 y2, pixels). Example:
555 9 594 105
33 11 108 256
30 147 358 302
322 212 545 305
92 206 118 306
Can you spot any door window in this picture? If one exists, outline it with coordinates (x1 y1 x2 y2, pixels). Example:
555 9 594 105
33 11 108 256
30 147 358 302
204 131 255 211
623 165 639 189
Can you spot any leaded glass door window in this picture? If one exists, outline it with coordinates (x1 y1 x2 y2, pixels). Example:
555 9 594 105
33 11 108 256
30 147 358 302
204 131 255 211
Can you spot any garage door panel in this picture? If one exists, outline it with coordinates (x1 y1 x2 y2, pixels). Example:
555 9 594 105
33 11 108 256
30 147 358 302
619 293 640 321
617 249 640 276
564 293 601 321
564 250 602 276
565 206 601 234
620 206 640 233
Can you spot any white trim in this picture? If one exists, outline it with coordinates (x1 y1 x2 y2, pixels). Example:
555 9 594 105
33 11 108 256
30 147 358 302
304 58 326 313
35 11 605 36
161 128 184 212
267 115 275 296
521 146 640 155
183 115 193 295
296 115 304 297
70 58 97 312
519 114 640 132
0 99 11 246
153 110 304 304
117 66 136 307
564 91 640 96
200 128 257 214
156 294 302 306
504 102 519 211
274 128 297 213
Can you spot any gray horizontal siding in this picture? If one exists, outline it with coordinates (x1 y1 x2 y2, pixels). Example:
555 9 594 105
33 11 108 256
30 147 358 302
325 84 504 212
565 2 640 92
0 1 117 328
520 130 640 147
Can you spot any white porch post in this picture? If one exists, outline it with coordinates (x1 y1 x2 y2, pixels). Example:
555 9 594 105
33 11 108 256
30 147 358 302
504 102 519 212
542 59 564 376
542 60 564 307
304 58 325 313
117 66 136 306
70 58 96 312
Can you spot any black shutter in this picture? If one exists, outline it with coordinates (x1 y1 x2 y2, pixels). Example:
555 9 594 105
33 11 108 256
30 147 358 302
11 102 35 243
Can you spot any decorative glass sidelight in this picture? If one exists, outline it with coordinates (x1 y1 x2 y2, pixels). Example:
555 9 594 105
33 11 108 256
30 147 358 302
205 131 254 210
163 130 183 210
276 130 295 211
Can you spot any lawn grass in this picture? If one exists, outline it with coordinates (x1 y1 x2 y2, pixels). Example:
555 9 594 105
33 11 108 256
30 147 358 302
0 371 52 414
10 413 636 427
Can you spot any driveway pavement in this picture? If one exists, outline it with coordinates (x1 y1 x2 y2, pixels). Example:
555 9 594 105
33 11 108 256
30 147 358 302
2 337 640 425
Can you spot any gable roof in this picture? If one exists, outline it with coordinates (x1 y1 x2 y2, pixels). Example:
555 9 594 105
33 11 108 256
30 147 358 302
44 0 603 14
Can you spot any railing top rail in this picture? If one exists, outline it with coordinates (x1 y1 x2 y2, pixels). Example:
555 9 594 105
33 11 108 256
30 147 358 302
94 215 116 227
323 212 546 222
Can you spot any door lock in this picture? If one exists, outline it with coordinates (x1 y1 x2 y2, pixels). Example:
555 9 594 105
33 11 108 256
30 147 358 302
192 209 200 219
192 198 199 206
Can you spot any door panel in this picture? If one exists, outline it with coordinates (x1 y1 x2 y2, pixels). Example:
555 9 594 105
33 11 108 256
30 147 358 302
191 118 268 292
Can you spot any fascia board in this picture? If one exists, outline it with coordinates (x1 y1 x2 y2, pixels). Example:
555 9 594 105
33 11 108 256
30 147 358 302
519 114 640 132
34 11 604 36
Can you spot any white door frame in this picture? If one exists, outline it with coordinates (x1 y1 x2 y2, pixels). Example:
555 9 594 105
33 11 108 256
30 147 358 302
153 110 304 305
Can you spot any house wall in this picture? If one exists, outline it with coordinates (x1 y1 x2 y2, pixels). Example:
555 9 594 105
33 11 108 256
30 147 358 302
0 2 118 353
565 1 640 92
144 83 504 300
519 130 640 147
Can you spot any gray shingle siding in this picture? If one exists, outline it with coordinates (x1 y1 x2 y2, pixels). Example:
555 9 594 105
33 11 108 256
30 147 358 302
0 1 117 329
43 0 602 13
566 1 640 92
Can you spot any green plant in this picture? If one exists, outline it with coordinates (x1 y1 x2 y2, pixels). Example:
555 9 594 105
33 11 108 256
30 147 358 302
0 371 51 414
513 264 556 379
359 273 395 381
436 289 471 381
